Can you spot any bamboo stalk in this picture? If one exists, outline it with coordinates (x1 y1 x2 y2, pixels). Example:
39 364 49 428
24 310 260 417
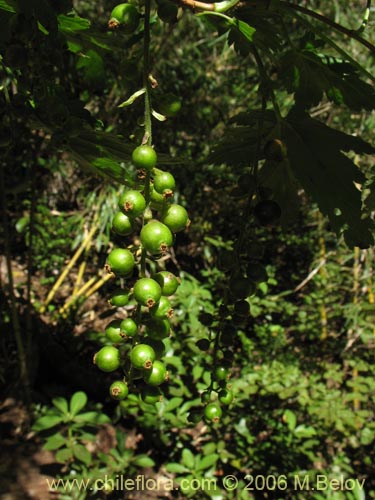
59 276 98 315
40 221 98 313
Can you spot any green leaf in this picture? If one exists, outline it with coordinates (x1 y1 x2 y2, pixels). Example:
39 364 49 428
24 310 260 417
181 448 195 470
43 433 66 451
55 447 73 463
69 391 87 416
118 88 146 108
294 425 317 438
279 50 375 110
165 463 190 474
195 453 219 472
74 411 110 424
32 415 64 432
58 13 91 32
73 444 92 466
52 396 69 415
132 455 155 468
282 112 375 248
360 427 374 445
283 409 297 431
76 49 105 88
163 397 184 413
0 0 16 13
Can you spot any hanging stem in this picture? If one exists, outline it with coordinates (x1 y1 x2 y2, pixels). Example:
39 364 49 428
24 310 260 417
251 44 282 124
143 0 153 147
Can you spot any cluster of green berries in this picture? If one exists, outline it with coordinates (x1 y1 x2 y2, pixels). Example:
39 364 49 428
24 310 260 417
93 145 189 405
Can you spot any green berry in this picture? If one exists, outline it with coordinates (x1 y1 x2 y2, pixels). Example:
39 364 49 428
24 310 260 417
120 317 138 338
158 93 181 117
105 248 135 277
119 190 146 218
112 212 134 236
161 204 189 233
215 366 228 381
143 360 168 386
153 171 175 195
132 145 157 171
130 343 156 370
133 278 162 308
105 319 125 343
204 402 222 423
140 220 173 255
108 3 140 33
154 271 180 296
109 380 129 400
108 288 129 307
94 346 121 372
150 296 173 319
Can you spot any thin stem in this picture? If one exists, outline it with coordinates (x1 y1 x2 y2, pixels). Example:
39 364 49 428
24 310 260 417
26 165 36 354
251 44 282 123
143 0 153 146
0 162 31 402
279 1 375 56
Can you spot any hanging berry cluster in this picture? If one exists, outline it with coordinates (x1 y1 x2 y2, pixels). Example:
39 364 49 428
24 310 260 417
93 144 189 405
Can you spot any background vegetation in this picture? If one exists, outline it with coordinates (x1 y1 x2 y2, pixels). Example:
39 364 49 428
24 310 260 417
1 0 375 499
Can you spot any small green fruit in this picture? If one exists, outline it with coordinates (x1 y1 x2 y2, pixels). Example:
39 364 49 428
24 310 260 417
109 380 129 400
130 343 156 370
94 346 121 372
132 145 157 171
108 3 140 33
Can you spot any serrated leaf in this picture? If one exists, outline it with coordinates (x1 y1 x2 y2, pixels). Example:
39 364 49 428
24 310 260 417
279 49 375 110
32 415 64 431
55 447 73 463
118 88 146 108
227 19 256 56
282 112 375 248
73 444 91 466
70 391 87 416
181 448 195 470
52 396 69 415
165 462 190 474
43 433 66 451
132 454 155 468
196 453 219 472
